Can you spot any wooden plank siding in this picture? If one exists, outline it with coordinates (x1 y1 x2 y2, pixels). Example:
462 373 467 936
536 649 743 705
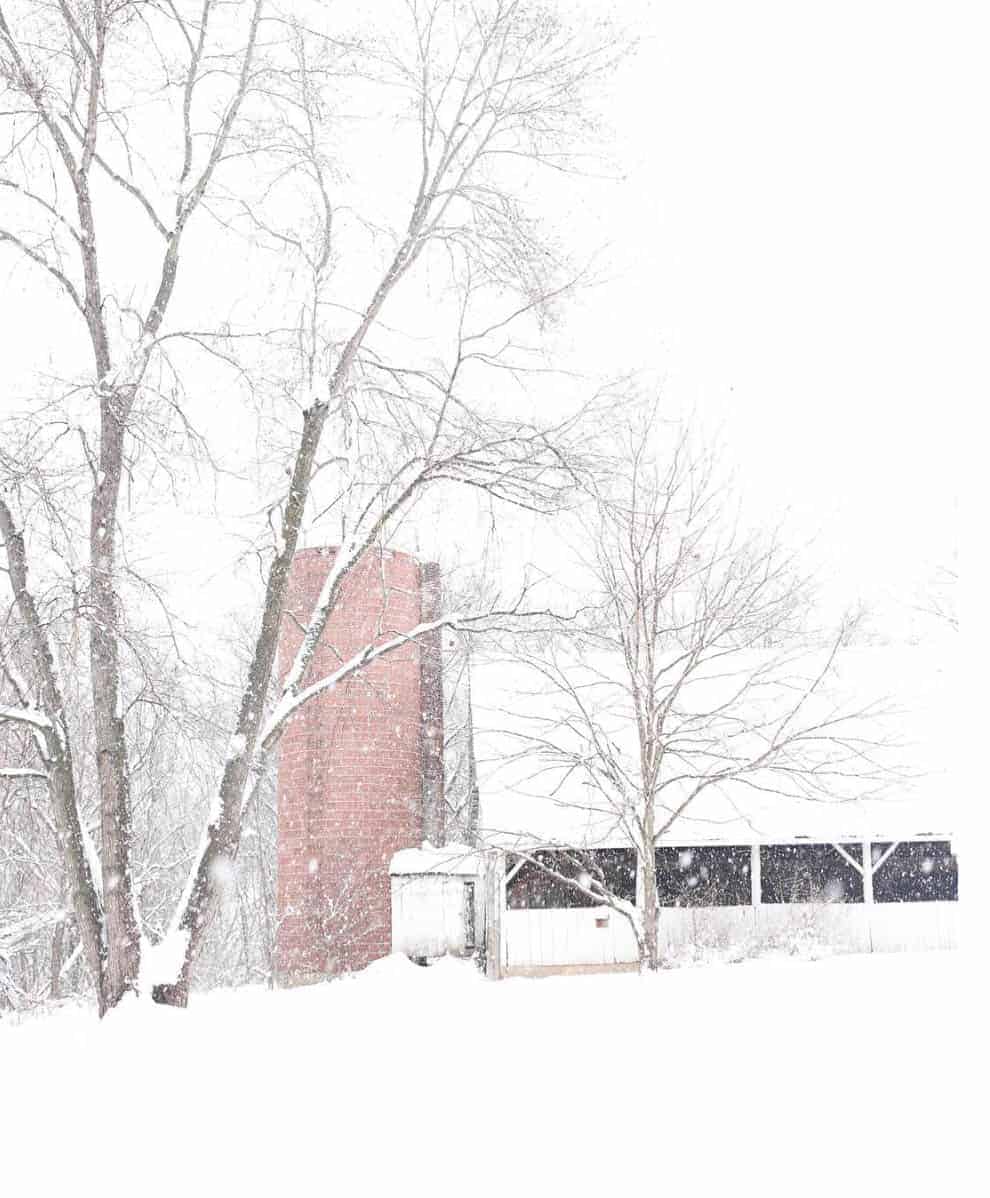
502 902 959 972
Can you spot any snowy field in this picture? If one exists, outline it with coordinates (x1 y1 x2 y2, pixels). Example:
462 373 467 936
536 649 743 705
1 950 973 1195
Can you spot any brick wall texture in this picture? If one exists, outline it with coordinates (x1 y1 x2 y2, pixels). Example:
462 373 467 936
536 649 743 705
275 546 439 983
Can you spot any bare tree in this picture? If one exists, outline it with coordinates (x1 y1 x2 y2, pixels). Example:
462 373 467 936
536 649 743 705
482 414 895 970
914 564 958 633
0 0 622 1012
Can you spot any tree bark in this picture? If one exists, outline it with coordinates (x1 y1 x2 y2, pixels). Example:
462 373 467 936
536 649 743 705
641 795 661 970
641 861 660 971
89 388 142 1007
49 917 65 1001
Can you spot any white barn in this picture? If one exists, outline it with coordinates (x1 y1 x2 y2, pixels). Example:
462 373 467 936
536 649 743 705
391 644 960 975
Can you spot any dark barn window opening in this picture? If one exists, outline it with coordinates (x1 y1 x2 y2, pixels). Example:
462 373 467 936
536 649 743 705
506 848 637 909
504 839 958 911
871 841 958 902
760 843 864 904
655 845 752 907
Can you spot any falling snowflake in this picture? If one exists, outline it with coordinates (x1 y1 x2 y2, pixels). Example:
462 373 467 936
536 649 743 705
209 854 236 890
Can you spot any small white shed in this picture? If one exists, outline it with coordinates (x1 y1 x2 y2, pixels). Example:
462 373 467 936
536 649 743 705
390 843 483 961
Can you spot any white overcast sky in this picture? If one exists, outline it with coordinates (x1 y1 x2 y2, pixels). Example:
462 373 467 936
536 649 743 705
545 0 977 636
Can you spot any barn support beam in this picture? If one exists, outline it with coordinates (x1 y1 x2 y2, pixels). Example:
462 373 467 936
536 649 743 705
750 843 762 906
861 840 875 952
870 841 901 876
750 843 762 944
831 842 865 876
861 842 875 902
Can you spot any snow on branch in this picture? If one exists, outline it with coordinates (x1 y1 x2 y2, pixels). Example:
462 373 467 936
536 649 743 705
0 705 54 733
263 601 556 750
0 907 68 955
0 766 48 781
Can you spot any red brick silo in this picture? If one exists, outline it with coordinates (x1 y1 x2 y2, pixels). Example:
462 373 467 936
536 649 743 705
275 546 443 983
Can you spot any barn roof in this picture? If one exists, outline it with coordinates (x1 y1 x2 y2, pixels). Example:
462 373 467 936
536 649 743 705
469 643 957 849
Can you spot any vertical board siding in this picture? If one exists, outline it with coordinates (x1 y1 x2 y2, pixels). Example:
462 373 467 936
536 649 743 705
658 907 759 957
502 901 959 970
503 908 640 968
391 875 472 958
867 902 958 952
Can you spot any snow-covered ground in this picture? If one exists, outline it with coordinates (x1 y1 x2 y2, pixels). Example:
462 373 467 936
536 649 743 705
1 951 973 1195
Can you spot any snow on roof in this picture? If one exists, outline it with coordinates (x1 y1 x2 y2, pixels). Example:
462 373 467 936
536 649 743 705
469 644 957 848
390 842 482 875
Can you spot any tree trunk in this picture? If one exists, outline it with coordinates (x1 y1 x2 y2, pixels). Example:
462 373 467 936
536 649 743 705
49 915 65 1001
156 398 330 997
90 390 142 1008
641 805 661 970
642 881 660 971
637 800 661 967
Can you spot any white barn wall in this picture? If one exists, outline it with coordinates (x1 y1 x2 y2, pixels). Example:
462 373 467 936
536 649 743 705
865 902 959 953
502 908 640 970
657 907 761 958
501 901 959 972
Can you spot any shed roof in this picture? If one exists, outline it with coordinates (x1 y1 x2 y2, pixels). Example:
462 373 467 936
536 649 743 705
390 842 482 876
